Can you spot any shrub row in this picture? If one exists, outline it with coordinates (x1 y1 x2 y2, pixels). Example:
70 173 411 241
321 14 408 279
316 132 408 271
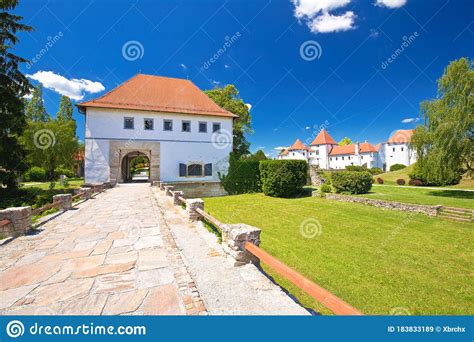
331 171 373 194
24 167 75 182
259 160 307 197
219 155 261 195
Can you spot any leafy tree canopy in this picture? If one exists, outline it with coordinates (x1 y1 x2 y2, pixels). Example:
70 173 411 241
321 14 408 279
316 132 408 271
57 95 74 121
26 84 48 122
339 137 353 146
205 85 252 158
410 57 473 185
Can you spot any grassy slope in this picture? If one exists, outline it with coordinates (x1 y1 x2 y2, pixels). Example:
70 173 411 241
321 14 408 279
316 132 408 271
359 185 474 209
377 165 473 189
204 193 473 315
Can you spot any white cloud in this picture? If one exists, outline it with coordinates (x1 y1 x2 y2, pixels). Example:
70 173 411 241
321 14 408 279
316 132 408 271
274 146 288 151
305 126 311 130
211 80 221 86
292 0 351 19
375 0 407 8
245 103 252 111
23 93 33 100
401 117 419 123
27 71 105 101
180 63 187 70
309 11 356 33
224 64 230 69
369 28 380 38
291 0 356 34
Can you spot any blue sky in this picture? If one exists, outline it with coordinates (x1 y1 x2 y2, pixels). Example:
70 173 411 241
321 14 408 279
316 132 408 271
15 0 473 157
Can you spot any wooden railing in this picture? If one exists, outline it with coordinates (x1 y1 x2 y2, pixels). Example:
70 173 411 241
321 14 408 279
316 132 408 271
174 192 363 316
31 201 62 216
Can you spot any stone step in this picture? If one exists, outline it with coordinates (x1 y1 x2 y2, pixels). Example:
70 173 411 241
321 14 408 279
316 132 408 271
438 213 473 223
441 207 473 215
439 210 471 218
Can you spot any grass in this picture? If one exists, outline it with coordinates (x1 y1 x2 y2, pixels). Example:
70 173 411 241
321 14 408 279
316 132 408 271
204 193 473 315
376 165 473 189
358 185 474 209
22 179 84 190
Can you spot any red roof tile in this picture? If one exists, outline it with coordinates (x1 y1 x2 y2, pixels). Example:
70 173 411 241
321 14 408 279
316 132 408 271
310 129 337 145
329 145 355 156
288 139 309 151
387 129 414 144
360 142 377 153
78 74 237 118
279 149 289 156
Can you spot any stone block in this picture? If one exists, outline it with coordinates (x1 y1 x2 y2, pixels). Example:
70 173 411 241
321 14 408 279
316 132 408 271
0 206 32 237
53 194 72 210
185 199 204 221
221 224 261 266
80 187 92 200
164 186 174 196
173 191 184 206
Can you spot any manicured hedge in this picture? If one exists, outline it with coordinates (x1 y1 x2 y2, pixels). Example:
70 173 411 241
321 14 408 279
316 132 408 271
54 167 74 179
390 163 406 172
24 167 46 182
259 160 307 197
331 171 373 194
219 155 261 195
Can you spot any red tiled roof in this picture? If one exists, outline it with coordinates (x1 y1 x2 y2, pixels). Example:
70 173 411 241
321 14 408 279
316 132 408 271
387 129 414 144
329 145 355 156
288 139 309 151
78 74 237 118
279 149 289 156
360 142 377 153
310 129 337 145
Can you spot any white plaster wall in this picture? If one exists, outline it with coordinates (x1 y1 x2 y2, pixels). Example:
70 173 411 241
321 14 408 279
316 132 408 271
328 154 357 169
385 143 411 169
85 108 233 183
286 150 308 160
85 138 109 183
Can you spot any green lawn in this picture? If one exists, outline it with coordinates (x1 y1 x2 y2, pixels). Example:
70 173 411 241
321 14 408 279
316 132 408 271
204 193 473 315
358 185 474 209
22 179 84 190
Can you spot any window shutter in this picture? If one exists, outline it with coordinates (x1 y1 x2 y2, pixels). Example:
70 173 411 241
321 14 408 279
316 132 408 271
204 163 212 176
179 163 187 177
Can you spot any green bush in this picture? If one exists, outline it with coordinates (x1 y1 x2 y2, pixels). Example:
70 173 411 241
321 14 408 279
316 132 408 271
370 167 383 175
24 167 46 182
219 154 261 195
331 171 373 194
259 160 307 197
396 178 406 185
390 164 407 172
320 183 332 193
54 167 74 179
409 179 424 186
376 177 384 184
345 165 367 172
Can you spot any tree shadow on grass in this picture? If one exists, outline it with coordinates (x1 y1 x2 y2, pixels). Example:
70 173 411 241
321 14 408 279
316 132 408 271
427 190 474 200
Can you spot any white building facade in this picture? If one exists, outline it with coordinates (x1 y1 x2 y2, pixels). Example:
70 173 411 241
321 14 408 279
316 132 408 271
78 74 235 188
278 129 416 171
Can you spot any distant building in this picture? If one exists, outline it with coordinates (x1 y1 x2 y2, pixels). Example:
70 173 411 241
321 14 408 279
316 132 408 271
278 129 416 171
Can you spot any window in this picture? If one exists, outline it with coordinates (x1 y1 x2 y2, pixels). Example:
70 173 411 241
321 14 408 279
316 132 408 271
163 119 173 131
393 147 395 152
212 123 221 133
342 157 344 160
315 150 319 155
401 147 404 151
199 122 207 133
182 120 191 132
179 163 212 177
124 117 134 129
302 152 305 156
144 118 154 130
336 157 338 161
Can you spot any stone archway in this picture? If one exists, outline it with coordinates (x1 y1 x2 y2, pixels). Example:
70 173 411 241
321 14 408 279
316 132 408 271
121 151 150 183
109 140 160 183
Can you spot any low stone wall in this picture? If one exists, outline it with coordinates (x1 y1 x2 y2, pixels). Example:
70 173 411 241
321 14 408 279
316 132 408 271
161 181 227 198
325 193 441 216
309 166 325 186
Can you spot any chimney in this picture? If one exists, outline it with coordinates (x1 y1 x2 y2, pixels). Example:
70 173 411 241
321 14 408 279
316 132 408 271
355 142 360 155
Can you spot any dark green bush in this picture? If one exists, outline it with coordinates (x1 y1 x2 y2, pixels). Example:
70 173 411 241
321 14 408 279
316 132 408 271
24 167 46 182
259 160 307 197
396 178 406 185
390 164 406 172
331 171 373 194
345 165 367 172
320 183 332 193
219 154 261 195
370 167 383 175
54 167 74 179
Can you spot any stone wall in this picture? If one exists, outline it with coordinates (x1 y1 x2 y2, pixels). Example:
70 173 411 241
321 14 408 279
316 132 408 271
325 193 441 216
0 207 32 238
162 181 227 198
309 165 325 186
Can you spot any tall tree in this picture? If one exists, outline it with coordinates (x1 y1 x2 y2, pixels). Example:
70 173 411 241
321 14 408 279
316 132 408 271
205 85 252 158
26 84 48 122
338 137 353 146
243 150 267 161
410 57 473 185
0 0 33 188
56 95 73 121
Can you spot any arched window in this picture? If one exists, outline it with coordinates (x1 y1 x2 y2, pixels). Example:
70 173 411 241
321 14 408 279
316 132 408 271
187 164 203 176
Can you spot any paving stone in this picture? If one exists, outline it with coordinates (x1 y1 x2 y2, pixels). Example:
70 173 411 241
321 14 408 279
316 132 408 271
134 236 164 250
73 261 135 278
142 284 185 315
104 251 138 265
94 270 136 294
0 285 38 310
60 294 108 315
103 289 148 315
32 278 94 306
64 254 105 272
136 268 175 289
0 262 61 291
137 249 169 271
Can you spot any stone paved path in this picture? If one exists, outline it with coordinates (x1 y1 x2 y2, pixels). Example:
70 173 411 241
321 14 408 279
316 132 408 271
0 184 307 315
0 184 202 315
